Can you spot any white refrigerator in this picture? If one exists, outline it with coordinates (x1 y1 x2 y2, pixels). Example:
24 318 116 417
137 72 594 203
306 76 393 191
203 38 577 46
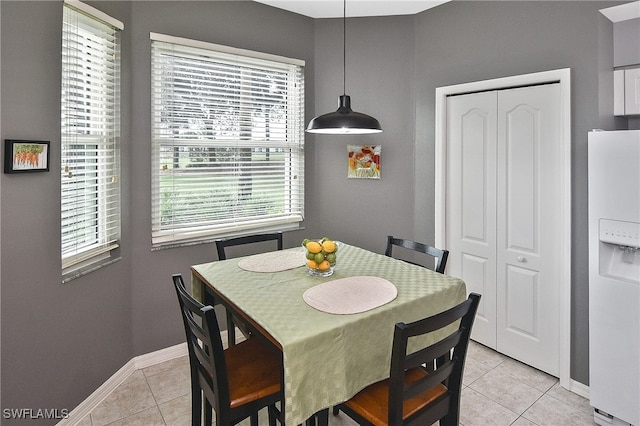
588 130 640 426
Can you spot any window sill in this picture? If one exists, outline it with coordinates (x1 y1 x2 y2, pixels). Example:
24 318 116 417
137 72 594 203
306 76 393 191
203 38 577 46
62 255 122 284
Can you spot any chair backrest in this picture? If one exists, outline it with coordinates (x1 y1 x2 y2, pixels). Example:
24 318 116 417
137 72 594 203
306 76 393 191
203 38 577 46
385 235 449 273
388 293 481 425
172 274 231 421
216 232 283 260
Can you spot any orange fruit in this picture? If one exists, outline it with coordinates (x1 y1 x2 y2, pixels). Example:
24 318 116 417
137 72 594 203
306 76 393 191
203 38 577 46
307 260 318 269
306 241 322 254
318 260 331 271
322 240 336 253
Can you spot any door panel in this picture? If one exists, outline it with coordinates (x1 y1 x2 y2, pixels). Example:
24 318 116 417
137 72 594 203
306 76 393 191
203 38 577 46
446 91 497 349
496 84 561 376
462 253 492 340
505 105 538 252
461 110 490 242
505 264 538 338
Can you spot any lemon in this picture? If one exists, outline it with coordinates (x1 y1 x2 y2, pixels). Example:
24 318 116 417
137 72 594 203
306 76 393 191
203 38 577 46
322 240 336 253
318 260 331 271
307 259 318 269
306 241 322 254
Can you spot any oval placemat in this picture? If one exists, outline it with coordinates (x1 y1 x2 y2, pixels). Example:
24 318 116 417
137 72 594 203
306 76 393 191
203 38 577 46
303 276 398 314
237 249 306 273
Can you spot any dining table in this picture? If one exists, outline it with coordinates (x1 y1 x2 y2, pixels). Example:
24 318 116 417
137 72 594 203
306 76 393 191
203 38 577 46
191 242 467 425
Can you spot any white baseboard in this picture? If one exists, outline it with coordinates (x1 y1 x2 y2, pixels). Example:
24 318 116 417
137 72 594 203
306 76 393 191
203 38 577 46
568 378 590 400
57 358 138 426
58 342 189 426
134 342 188 370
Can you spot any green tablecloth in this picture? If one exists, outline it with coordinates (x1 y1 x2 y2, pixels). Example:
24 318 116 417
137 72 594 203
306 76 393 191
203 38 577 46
191 243 466 425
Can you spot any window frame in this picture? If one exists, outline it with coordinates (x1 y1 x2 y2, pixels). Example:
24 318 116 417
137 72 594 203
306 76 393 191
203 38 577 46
61 0 123 281
150 33 305 249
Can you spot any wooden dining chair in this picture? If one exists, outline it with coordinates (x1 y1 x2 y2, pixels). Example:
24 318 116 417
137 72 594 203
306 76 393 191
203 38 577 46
172 274 284 426
385 235 449 274
215 232 283 346
334 293 481 426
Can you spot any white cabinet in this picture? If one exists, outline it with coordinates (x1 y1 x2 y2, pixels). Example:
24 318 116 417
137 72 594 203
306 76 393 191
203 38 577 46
614 67 640 116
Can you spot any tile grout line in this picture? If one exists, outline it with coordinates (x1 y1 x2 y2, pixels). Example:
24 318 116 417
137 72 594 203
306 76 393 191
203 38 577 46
509 389 547 426
463 346 556 426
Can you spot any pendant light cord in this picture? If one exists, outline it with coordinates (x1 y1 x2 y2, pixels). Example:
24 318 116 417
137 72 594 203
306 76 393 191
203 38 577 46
343 0 346 95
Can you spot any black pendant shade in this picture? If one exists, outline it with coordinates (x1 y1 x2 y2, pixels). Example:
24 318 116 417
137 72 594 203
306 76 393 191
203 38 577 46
306 0 382 135
306 95 382 134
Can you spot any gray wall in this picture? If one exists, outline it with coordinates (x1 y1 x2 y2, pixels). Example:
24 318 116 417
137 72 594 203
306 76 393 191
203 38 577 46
309 14 417 251
0 0 626 420
1 1 134 420
614 18 640 67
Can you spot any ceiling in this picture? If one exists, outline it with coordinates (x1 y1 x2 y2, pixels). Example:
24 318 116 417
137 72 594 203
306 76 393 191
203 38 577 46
599 1 640 22
252 0 450 18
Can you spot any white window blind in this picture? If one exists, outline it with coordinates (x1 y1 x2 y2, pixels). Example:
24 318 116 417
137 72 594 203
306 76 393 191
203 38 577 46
151 34 305 247
61 1 122 276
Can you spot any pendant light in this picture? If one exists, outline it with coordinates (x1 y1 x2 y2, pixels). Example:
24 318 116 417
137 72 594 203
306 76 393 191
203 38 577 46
306 0 382 134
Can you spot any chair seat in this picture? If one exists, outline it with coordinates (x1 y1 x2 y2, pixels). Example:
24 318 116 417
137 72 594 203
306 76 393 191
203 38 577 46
226 338 282 408
343 368 448 426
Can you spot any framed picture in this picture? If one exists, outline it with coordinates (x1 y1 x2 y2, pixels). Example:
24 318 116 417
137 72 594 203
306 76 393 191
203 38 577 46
348 145 381 179
4 139 50 173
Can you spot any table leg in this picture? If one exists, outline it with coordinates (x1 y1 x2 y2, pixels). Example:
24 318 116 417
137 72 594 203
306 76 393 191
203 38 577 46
304 409 328 426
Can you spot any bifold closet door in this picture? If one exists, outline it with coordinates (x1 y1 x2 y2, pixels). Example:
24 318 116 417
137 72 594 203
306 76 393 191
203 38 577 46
446 84 561 376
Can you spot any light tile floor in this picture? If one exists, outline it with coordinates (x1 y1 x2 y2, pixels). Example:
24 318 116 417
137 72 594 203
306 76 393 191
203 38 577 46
77 340 597 425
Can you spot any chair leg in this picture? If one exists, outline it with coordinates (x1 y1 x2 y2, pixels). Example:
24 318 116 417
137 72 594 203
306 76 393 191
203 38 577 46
332 406 339 415
303 409 329 426
316 409 329 426
226 310 236 347
268 405 278 426
204 399 213 426
440 410 458 426
250 412 259 426
192 389 202 426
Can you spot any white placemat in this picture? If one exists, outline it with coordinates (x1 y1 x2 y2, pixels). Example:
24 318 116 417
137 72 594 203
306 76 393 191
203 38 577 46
303 276 398 314
237 249 306 273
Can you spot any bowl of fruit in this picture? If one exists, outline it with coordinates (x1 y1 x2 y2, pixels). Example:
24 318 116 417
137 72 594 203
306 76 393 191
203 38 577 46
302 237 338 277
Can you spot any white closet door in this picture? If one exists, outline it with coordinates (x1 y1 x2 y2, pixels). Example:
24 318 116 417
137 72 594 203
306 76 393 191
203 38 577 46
446 91 498 349
496 84 561 376
445 83 561 376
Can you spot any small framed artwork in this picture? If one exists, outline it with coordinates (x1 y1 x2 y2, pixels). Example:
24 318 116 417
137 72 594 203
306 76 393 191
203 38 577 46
348 145 381 179
4 139 50 173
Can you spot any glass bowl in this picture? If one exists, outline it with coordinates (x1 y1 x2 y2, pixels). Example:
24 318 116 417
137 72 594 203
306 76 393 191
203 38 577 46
308 264 334 277
302 239 338 277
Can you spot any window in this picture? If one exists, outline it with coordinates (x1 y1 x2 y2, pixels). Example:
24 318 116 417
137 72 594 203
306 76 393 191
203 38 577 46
150 33 305 248
61 1 123 280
